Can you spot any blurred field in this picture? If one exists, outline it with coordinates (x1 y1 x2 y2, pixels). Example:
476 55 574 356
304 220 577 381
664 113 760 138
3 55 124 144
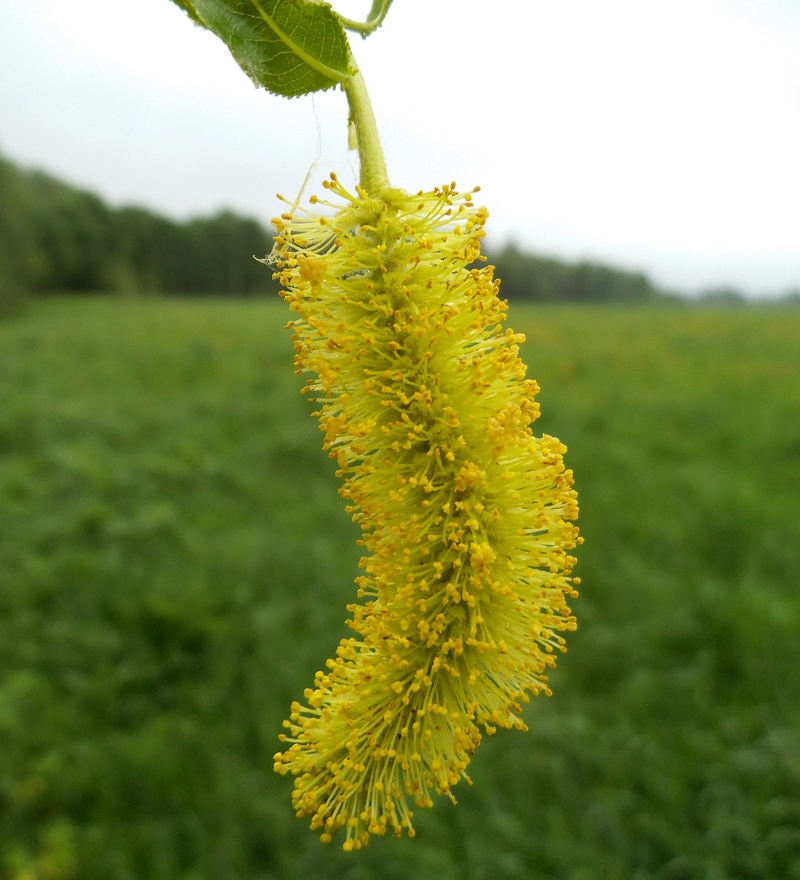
1 297 799 880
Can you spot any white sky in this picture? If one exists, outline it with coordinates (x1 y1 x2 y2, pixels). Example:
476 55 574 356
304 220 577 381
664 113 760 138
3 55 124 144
2 0 799 295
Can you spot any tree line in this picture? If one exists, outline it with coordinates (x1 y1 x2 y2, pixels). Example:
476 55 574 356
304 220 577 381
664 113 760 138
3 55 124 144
2 150 675 314
0 152 280 313
483 241 662 304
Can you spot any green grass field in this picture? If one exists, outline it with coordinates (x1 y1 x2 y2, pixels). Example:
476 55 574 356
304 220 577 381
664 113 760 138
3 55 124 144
1 297 799 880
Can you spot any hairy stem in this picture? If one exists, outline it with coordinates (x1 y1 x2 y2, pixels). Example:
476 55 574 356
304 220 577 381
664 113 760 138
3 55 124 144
344 64 390 194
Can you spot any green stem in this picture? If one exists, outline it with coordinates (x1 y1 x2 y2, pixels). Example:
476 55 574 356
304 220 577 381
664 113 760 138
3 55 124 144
344 63 390 194
338 0 393 36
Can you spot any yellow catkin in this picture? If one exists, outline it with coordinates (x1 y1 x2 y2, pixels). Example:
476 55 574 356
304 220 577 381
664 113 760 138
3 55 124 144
272 174 580 850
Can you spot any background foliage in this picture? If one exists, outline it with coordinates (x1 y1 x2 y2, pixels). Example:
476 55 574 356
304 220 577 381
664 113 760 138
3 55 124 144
0 151 692 313
5 151 799 314
1 297 798 879
0 153 280 308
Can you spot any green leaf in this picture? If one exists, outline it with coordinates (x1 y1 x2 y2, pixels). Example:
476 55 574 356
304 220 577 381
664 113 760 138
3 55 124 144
188 0 352 98
169 0 207 28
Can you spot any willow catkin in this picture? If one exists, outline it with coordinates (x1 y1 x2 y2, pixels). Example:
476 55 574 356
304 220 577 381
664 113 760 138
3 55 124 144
272 174 580 851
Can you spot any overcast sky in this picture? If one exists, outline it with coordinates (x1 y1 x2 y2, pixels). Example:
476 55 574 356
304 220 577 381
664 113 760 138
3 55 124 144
2 0 799 295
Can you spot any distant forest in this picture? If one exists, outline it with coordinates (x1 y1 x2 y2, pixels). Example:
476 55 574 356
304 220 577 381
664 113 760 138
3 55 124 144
0 152 279 312
0 150 694 313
